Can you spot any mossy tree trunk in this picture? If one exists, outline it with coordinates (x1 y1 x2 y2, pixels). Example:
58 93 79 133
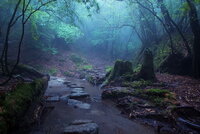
107 60 133 82
137 49 156 81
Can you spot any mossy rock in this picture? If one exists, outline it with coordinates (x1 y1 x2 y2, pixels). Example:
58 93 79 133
0 76 48 134
13 64 45 79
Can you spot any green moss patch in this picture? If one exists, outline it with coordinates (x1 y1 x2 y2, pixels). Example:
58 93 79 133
64 71 73 77
132 88 176 107
81 65 93 70
102 88 176 107
105 66 113 72
122 80 152 88
48 68 57 76
0 78 47 134
102 89 130 99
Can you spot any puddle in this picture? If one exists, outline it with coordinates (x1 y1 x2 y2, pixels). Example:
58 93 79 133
89 109 105 115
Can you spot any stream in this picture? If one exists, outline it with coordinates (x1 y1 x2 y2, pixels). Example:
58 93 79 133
30 76 155 134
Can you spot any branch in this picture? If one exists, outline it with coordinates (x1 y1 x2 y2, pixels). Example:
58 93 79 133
10 0 32 27
24 0 56 24
134 0 174 53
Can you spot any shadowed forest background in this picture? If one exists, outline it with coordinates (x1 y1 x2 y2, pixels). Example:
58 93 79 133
0 0 200 134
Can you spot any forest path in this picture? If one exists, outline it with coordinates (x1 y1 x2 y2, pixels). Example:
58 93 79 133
30 76 155 134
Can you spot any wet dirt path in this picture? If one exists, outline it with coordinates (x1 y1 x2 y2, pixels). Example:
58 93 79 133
30 76 156 134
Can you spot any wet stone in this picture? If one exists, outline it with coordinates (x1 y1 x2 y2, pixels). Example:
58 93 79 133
67 84 76 87
68 99 91 109
71 85 85 88
69 92 90 99
64 81 71 85
71 88 85 94
60 95 69 101
64 120 99 134
71 120 93 125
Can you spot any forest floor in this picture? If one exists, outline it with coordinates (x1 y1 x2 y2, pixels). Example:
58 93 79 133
156 73 200 111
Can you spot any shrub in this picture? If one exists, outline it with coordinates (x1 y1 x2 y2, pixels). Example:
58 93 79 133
69 54 85 65
48 68 57 76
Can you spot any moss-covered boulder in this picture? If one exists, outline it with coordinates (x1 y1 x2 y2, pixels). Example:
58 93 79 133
0 76 48 134
13 64 46 79
137 49 156 81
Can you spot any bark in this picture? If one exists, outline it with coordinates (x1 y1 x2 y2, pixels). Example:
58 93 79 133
137 49 156 81
186 0 200 78
157 0 174 32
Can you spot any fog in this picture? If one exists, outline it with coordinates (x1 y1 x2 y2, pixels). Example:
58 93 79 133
73 0 142 60
0 0 199 70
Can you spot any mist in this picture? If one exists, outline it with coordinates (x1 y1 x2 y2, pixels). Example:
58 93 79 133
0 0 200 134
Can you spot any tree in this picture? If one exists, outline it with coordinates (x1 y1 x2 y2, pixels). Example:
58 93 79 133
0 0 56 85
157 0 191 55
186 0 200 78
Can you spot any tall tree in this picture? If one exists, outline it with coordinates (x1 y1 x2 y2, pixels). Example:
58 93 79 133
0 0 55 85
186 0 200 78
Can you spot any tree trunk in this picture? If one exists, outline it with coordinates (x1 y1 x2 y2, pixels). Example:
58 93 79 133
157 0 174 32
137 49 156 81
186 0 200 78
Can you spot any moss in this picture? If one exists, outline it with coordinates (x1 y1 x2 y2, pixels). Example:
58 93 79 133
133 64 142 73
80 65 93 70
70 54 85 65
63 71 73 77
87 76 95 84
0 78 46 134
144 89 170 97
102 89 130 99
131 88 174 107
122 80 152 88
106 60 133 83
105 66 113 72
48 68 57 76
154 46 171 69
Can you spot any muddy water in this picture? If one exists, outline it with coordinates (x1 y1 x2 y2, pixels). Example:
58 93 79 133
30 77 155 134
